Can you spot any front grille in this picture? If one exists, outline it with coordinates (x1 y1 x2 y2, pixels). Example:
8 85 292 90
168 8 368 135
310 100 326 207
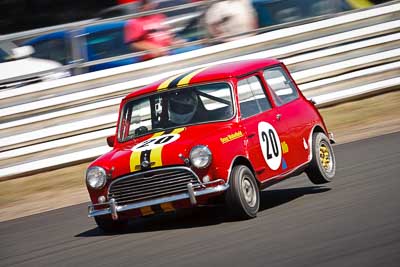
108 167 202 205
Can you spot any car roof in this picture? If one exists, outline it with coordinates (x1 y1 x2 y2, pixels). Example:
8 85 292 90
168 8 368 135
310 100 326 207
124 58 281 100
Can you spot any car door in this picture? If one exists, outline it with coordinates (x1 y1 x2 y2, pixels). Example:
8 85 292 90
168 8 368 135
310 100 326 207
237 74 290 181
262 65 309 169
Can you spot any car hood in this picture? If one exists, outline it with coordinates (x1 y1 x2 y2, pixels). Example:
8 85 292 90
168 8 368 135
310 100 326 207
93 123 236 179
0 57 62 80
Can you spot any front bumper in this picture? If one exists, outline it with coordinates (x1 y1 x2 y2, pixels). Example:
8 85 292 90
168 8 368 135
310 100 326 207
329 132 336 144
88 181 229 220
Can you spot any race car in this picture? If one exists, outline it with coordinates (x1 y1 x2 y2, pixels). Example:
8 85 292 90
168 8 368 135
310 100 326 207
86 58 336 232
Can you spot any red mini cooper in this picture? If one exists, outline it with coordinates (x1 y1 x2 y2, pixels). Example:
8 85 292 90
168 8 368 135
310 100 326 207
86 58 336 232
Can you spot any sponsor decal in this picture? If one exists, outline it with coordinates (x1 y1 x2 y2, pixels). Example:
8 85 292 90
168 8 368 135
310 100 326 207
281 141 289 154
280 141 289 170
282 158 288 170
130 128 184 171
258 122 282 171
157 67 208 90
220 130 244 144
139 203 175 216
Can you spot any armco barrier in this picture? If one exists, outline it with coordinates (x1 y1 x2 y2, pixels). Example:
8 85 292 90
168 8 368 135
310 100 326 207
0 2 399 179
1 20 399 119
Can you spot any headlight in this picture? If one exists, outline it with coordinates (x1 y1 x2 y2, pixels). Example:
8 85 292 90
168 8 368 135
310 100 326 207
190 145 212 169
86 166 107 189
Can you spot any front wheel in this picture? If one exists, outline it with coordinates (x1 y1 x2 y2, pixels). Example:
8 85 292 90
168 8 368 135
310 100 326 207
306 132 336 184
94 215 128 233
225 165 260 219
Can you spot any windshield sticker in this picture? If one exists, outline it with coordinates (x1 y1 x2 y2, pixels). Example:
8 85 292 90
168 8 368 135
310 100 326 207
220 131 244 144
258 122 282 171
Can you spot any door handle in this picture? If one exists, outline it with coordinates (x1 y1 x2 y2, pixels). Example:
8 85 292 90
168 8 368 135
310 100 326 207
248 133 256 138
276 114 282 120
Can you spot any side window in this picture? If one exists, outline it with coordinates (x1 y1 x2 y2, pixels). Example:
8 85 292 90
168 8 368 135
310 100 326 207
238 76 272 119
119 97 153 140
86 29 131 61
263 67 299 106
32 38 68 64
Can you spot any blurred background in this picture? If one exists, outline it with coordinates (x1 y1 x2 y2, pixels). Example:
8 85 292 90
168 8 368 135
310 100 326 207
1 0 387 34
0 0 393 82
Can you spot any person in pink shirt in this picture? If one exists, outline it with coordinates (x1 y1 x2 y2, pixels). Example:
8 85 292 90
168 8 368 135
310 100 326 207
124 0 176 60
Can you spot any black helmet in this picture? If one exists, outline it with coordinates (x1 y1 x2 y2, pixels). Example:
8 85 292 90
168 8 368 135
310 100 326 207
168 90 198 124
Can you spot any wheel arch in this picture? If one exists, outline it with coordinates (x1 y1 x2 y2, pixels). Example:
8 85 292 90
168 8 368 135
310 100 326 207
307 124 328 162
227 156 260 187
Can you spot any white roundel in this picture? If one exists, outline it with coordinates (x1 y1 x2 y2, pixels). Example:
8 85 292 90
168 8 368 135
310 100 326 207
258 122 282 171
132 134 180 151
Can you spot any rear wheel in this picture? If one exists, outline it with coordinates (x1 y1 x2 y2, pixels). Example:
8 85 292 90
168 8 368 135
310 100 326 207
306 132 336 184
225 165 260 219
94 215 128 233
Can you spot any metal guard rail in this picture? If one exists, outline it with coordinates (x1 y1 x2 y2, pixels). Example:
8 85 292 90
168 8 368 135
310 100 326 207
0 0 398 87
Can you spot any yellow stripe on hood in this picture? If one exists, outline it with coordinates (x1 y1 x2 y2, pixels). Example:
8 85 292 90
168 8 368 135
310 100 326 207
177 67 208 87
130 131 165 172
157 67 208 90
150 128 185 168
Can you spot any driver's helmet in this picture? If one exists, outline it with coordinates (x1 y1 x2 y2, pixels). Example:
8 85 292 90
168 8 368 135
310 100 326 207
168 90 198 124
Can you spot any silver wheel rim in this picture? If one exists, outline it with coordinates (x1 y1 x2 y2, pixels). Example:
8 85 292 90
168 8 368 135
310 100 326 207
241 175 257 208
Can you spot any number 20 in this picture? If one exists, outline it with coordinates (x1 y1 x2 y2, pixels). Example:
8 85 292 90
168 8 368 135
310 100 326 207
262 130 279 159
136 135 174 149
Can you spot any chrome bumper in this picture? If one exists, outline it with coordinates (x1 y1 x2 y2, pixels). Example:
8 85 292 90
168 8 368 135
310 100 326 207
329 132 336 144
88 182 229 220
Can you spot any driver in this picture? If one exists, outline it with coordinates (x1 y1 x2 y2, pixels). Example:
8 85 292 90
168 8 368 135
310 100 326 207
168 90 198 124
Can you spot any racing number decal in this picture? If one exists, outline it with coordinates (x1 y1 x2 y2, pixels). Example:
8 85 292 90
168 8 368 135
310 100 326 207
258 122 282 170
132 134 180 152
130 129 184 172
261 130 279 159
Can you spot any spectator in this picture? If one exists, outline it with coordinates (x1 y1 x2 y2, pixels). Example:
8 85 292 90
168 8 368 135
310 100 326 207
124 0 182 60
118 0 140 3
124 0 171 59
204 0 258 42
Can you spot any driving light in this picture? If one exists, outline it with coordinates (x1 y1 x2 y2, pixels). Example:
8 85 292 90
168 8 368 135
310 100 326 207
98 196 106 203
202 175 210 183
86 166 107 189
190 145 212 169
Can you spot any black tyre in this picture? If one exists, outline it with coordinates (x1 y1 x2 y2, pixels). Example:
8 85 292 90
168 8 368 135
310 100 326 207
306 132 336 184
94 215 128 233
225 165 260 219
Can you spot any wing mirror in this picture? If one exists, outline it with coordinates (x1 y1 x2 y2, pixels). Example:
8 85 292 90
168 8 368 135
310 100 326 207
106 135 115 147
11 45 35 59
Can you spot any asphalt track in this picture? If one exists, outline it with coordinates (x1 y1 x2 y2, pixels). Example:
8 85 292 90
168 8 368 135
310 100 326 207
1 132 399 267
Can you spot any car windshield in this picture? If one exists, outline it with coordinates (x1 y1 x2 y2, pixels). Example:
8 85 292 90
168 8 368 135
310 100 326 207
118 82 234 142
